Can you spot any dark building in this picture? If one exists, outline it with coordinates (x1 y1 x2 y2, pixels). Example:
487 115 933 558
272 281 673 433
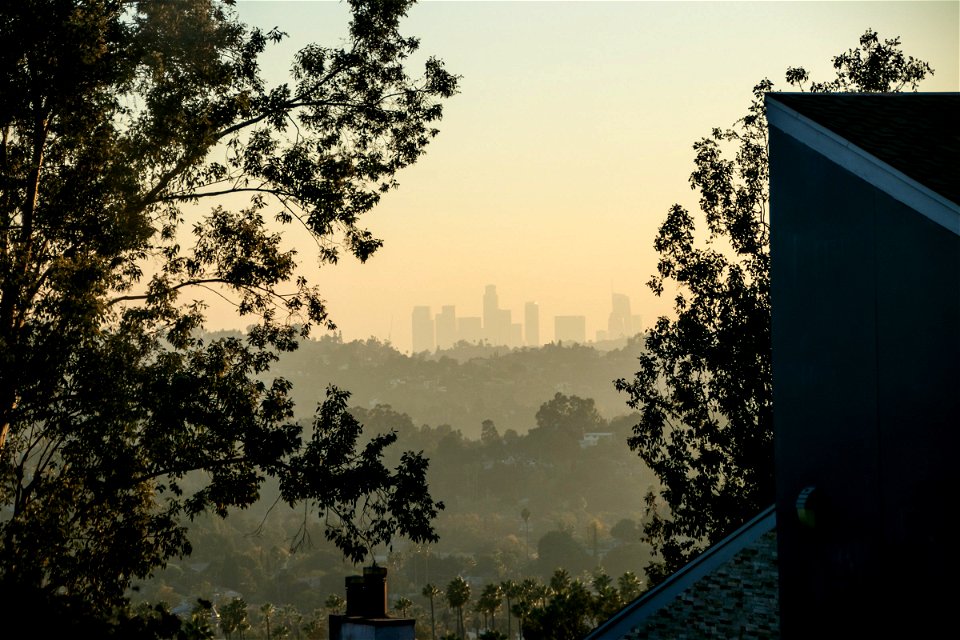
586 92 959 639
767 92 959 638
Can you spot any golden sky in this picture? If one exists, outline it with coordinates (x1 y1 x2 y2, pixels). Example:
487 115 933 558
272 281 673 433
219 1 960 353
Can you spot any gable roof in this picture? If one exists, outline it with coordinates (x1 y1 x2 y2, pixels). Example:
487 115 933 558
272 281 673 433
585 506 778 640
766 92 960 236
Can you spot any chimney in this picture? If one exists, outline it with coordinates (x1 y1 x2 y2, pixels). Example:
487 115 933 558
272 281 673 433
329 566 414 640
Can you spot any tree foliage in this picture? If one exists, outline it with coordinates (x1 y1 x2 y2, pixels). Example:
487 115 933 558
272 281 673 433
614 29 933 583
0 0 457 631
446 576 471 639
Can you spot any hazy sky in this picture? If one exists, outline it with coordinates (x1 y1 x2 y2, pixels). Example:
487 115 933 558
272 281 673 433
224 1 959 353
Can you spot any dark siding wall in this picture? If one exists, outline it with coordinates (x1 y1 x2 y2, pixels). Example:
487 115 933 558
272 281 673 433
769 128 960 637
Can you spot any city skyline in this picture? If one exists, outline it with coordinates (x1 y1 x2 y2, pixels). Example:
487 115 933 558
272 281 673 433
194 2 960 355
411 285 643 353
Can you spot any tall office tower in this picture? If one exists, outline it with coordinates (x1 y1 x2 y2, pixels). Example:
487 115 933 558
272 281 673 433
524 301 540 346
482 284 499 342
411 306 434 354
631 314 643 336
555 315 587 344
435 305 457 350
607 293 633 339
457 317 482 344
499 309 514 346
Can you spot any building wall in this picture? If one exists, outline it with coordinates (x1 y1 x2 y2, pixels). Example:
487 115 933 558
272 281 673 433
769 128 960 636
411 306 434 354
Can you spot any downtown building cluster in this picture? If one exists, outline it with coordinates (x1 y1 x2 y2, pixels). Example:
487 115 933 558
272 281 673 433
411 285 641 353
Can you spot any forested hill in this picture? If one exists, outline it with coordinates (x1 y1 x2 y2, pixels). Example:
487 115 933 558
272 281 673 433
220 332 646 438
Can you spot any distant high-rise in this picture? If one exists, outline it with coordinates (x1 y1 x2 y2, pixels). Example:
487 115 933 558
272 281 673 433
482 285 512 346
524 301 540 347
607 293 633 339
436 305 457 350
411 306 434 353
483 285 499 337
555 315 586 344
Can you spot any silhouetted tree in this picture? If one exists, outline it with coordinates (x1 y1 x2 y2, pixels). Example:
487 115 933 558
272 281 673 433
480 419 501 447
260 603 276 640
422 583 442 640
617 572 643 602
590 572 622 622
501 579 522 640
534 393 606 440
393 596 414 618
478 583 503 632
534 530 591 579
446 576 471 639
220 598 251 640
609 518 639 544
522 570 593 640
615 29 933 583
0 0 456 630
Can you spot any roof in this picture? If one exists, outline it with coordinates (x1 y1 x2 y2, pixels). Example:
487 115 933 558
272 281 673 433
586 506 778 640
765 93 960 236
769 93 959 206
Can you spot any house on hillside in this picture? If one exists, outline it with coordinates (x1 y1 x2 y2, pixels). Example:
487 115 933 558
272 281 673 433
586 92 959 639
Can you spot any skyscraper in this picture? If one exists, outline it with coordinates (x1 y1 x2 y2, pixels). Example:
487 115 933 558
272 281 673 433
482 284 498 342
435 305 457 350
411 306 434 354
608 293 633 339
525 301 540 347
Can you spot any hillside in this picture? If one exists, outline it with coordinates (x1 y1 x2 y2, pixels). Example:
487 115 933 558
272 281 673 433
258 333 647 438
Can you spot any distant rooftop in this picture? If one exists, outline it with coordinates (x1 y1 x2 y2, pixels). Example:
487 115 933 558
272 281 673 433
769 93 960 206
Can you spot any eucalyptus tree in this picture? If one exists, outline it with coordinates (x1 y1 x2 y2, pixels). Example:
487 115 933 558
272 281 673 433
615 29 933 583
0 0 456 631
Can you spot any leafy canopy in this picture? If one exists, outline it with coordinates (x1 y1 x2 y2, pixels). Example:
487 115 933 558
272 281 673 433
0 0 456 627
614 29 932 584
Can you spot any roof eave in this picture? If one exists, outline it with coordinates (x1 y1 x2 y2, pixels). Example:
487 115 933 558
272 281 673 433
765 94 960 237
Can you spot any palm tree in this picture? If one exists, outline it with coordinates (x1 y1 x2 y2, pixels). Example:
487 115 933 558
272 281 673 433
220 597 250 640
259 603 275 640
278 604 302 640
501 580 522 640
446 576 471 639
513 577 547 640
479 583 503 633
394 596 414 618
422 583 442 640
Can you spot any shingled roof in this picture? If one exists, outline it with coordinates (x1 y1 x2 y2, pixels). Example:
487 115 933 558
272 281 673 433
769 92 960 206
585 507 779 640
